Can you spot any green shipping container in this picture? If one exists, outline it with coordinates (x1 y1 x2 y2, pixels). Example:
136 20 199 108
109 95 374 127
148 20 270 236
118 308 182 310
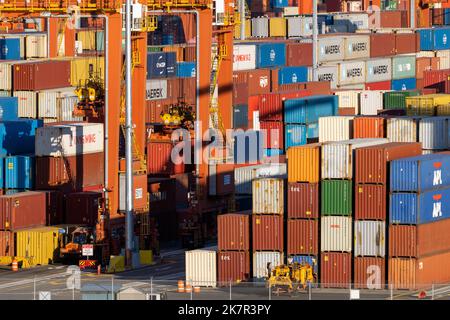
383 91 420 109
321 180 352 216
392 56 416 80
381 0 398 10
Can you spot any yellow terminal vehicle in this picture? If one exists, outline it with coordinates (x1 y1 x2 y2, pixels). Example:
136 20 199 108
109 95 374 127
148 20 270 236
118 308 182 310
267 259 317 295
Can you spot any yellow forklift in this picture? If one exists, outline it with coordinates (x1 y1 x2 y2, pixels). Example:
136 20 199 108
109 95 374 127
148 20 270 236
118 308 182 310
267 258 317 295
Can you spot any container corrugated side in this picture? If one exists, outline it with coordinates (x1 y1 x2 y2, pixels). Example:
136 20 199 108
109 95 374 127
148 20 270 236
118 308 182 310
25 35 47 58
0 63 12 91
252 215 284 251
321 180 352 216
309 66 338 89
354 221 386 257
419 117 449 150
320 252 352 288
321 216 352 252
234 163 286 195
13 91 37 118
335 90 360 109
392 55 416 80
386 117 419 142
251 17 269 38
287 143 321 183
287 219 318 255
318 36 345 63
287 182 319 219
353 116 385 139
355 184 387 220
185 250 217 287
217 213 250 251
233 45 256 71
344 35 370 60
318 116 354 143
0 230 13 256
252 178 284 215
15 227 60 266
58 96 83 122
217 251 250 285
337 60 366 86
359 91 385 115
366 58 392 83
354 257 385 289
388 225 417 257
253 251 283 278
5 155 34 190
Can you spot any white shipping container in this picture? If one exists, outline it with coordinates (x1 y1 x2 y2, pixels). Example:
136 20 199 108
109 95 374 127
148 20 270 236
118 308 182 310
321 216 352 253
39 87 78 119
0 63 12 91
146 79 168 100
251 17 269 38
287 16 305 38
326 24 348 33
321 138 389 179
416 51 436 58
436 50 450 70
354 220 386 258
419 117 449 150
35 122 104 157
339 84 365 90
333 13 369 32
25 35 47 58
235 163 287 194
252 178 284 214
308 65 339 89
253 252 283 278
366 58 392 83
335 90 360 109
185 250 217 287
338 60 366 86
58 96 83 122
360 90 386 115
13 91 37 118
386 117 419 143
344 35 370 60
319 116 355 143
233 45 256 71
318 37 345 63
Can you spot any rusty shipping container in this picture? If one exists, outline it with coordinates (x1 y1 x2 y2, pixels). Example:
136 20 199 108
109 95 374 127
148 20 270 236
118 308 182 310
370 34 396 58
355 142 422 184
147 140 185 175
287 219 318 255
233 69 271 96
355 184 387 220
217 251 250 285
0 230 13 256
320 252 352 288
35 152 104 192
286 43 313 67
354 257 386 290
252 215 283 252
13 60 71 90
287 182 319 219
353 116 385 139
0 191 47 230
395 33 419 55
65 192 101 226
217 213 250 251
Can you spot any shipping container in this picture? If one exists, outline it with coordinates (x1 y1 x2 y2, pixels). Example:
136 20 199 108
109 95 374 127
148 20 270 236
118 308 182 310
392 55 416 80
234 163 286 194
147 52 177 79
370 33 396 57
0 97 18 121
217 213 250 251
321 216 352 252
0 119 43 156
285 124 307 149
252 214 284 251
13 91 37 118
252 178 284 215
256 43 286 68
389 225 417 257
0 191 47 230
65 192 101 226
13 60 70 91
355 184 387 220
419 117 449 150
0 38 21 60
321 180 352 216
391 78 417 91
390 187 450 224
287 143 321 183
344 35 370 60
15 227 61 266
406 94 450 116
277 66 308 85
260 121 284 149
384 91 419 110
286 42 313 67
318 36 345 63
284 95 338 124
217 251 250 285
309 65 338 89
0 230 13 256
269 17 287 37
320 252 352 288
335 90 359 110
0 63 13 91
390 153 450 192
355 142 423 184
119 173 148 212
253 251 283 278
334 13 369 32
354 220 386 257
319 116 354 142
176 62 195 78
58 95 83 122
70 57 105 87
5 155 34 190
395 33 419 55
25 35 47 58
359 91 385 115
366 58 392 84
185 250 217 287
287 219 318 255
353 116 385 139
354 257 386 289
336 60 366 86
251 17 270 38
233 44 256 71
208 162 235 196
287 182 319 219
233 129 264 164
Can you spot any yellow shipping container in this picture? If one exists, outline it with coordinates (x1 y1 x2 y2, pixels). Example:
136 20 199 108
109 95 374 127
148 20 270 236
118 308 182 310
269 18 287 38
25 35 47 58
77 30 96 51
406 94 450 116
162 46 184 62
437 104 450 116
234 19 252 39
287 143 321 183
15 227 62 267
70 57 105 86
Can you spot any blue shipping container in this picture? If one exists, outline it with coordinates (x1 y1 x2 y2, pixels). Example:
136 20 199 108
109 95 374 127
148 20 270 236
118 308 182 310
147 52 177 79
283 95 338 124
434 28 450 50
0 97 18 121
391 78 416 91
418 29 433 51
256 43 286 68
165 52 177 77
0 38 21 60
5 155 34 189
4 189 25 195
233 104 248 129
290 255 318 274
272 0 288 8
278 66 308 85
390 187 450 224
176 62 196 78
390 153 450 193
307 123 319 139
285 124 307 149
445 9 450 25
264 149 284 157
234 130 264 164
0 157 3 188
0 119 43 157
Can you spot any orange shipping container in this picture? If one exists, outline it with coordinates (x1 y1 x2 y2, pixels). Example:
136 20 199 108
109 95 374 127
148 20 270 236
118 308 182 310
0 230 13 256
354 257 386 290
355 184 387 220
353 116 385 139
287 143 321 183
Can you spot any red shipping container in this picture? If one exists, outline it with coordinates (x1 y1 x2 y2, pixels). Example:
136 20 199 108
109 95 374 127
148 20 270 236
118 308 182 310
179 77 196 105
321 252 352 288
287 219 318 255
233 83 249 105
260 121 284 149
65 192 101 226
379 10 408 28
13 60 71 90
287 182 319 219
416 57 432 80
423 69 450 88
0 192 47 230
119 173 148 212
247 95 259 128
217 213 250 251
389 225 417 258
35 152 104 192
354 257 386 289
44 190 64 226
145 99 170 123
395 33 419 55
303 81 331 96
365 81 391 91
355 142 423 184
286 43 313 67
147 141 185 175
353 116 385 139
233 69 272 96
355 184 387 220
258 93 282 122
0 231 13 256
338 108 357 116
370 34 396 58
217 251 251 285
252 215 283 251
432 8 445 25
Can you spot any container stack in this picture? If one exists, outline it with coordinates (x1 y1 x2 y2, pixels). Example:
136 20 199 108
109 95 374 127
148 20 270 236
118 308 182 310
388 153 450 289
217 213 251 286
286 144 320 277
252 177 284 279
353 142 422 289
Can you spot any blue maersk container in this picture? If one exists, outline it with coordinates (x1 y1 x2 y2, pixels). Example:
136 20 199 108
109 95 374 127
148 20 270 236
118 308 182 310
390 153 450 193
272 0 288 8
0 97 19 121
5 155 34 189
285 124 307 149
176 62 196 78
418 28 450 50
278 66 308 85
147 52 177 79
284 95 338 124
390 187 450 224
0 38 21 60
0 119 43 157
256 43 286 68
234 130 264 164
391 78 416 91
